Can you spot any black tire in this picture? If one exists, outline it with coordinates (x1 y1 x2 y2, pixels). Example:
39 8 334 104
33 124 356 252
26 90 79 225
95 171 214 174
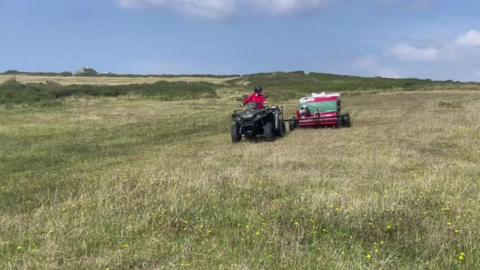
336 117 341 128
289 120 297 131
263 122 275 141
341 113 351 128
231 124 241 143
277 121 286 137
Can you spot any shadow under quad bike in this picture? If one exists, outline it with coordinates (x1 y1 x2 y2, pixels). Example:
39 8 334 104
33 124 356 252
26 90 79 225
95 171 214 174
231 102 286 143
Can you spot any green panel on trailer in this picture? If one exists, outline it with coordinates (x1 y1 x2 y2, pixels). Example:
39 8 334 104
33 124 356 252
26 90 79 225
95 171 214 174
300 101 338 113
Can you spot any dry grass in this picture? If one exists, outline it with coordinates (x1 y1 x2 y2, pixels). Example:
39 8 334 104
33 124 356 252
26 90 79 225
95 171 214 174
1 90 479 269
0 75 236 86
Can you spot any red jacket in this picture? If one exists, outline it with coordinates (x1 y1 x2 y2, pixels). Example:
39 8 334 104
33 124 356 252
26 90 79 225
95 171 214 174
243 93 267 109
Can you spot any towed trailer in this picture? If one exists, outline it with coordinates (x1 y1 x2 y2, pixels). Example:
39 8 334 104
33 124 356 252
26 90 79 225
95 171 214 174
287 92 351 130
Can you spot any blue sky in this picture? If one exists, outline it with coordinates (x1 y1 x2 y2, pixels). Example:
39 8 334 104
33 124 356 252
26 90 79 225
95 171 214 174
1 0 480 81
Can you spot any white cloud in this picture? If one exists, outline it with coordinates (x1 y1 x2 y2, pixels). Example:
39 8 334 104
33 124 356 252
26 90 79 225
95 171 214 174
246 0 332 16
376 0 438 11
387 30 480 63
352 30 480 81
116 0 447 20
118 0 332 20
386 43 439 62
353 55 402 78
456 30 480 47
118 0 235 20
353 55 378 69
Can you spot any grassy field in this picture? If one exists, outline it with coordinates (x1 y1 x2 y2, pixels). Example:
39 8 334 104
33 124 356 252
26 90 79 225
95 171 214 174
1 78 480 269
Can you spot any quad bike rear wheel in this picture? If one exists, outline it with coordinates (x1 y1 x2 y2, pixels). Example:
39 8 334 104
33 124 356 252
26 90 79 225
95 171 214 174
263 122 275 141
276 121 286 137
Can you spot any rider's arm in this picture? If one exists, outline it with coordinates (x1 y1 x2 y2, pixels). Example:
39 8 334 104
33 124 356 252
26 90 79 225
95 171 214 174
243 94 254 105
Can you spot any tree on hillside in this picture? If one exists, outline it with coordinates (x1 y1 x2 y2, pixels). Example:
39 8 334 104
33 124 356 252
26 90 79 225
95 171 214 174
60 71 73 76
4 70 20 74
75 67 98 76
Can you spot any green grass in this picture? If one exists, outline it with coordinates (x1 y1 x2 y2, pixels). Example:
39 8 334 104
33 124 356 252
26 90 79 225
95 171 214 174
3 72 480 105
228 72 480 100
0 80 218 104
0 83 480 269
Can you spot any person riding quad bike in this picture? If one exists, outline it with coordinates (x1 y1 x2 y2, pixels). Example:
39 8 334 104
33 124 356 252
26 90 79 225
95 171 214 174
231 86 286 143
243 86 267 109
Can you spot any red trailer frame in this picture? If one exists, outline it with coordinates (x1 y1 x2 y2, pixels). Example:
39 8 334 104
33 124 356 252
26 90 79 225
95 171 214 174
288 93 350 130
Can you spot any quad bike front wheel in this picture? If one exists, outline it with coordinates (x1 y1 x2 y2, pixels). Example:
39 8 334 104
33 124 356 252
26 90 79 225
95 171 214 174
231 124 242 143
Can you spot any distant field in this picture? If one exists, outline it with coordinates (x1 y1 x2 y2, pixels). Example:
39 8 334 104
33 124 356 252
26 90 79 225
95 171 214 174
0 74 236 85
1 88 479 269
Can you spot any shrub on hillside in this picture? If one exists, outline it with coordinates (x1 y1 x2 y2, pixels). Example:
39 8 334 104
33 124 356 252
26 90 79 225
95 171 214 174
75 67 98 77
3 70 20 75
60 71 73 77
228 72 446 100
0 80 219 105
0 80 54 104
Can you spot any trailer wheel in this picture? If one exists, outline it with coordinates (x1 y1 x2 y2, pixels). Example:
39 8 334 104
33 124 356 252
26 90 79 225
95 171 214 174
264 122 275 141
289 120 297 131
341 113 351 128
231 124 241 143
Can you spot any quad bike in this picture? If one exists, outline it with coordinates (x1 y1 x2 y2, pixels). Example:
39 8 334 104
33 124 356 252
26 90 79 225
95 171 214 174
231 103 286 143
